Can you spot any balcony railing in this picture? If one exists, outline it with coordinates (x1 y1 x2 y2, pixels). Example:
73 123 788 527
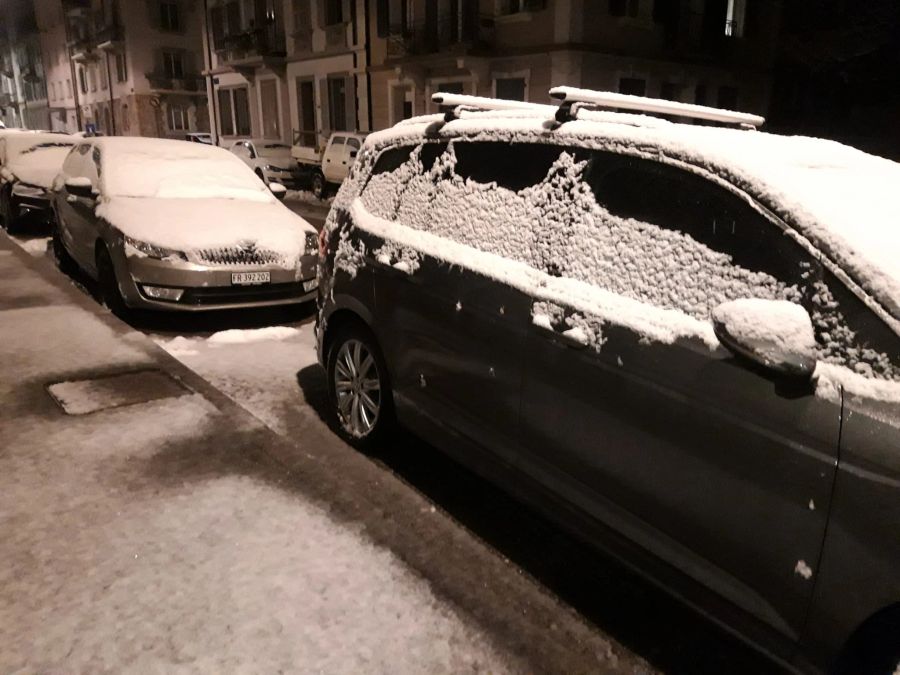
146 73 204 92
95 23 124 46
215 21 286 62
386 13 494 58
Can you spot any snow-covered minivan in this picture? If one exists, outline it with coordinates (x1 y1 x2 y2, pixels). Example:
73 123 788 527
315 88 900 674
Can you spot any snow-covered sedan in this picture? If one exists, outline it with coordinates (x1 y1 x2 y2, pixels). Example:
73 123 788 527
0 131 75 231
229 139 299 187
52 137 319 313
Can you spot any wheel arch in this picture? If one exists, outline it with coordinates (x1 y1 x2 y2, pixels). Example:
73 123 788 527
831 602 900 674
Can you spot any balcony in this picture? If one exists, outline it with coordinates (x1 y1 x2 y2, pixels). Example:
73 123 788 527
146 73 205 92
215 22 286 65
386 13 494 59
62 0 91 20
95 23 124 48
68 35 98 62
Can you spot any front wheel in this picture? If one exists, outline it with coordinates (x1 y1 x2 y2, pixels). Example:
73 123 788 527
326 324 394 449
0 185 18 232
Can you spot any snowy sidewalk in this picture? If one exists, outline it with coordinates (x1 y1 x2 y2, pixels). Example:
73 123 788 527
0 235 650 674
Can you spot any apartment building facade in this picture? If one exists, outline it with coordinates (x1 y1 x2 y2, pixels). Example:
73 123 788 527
203 0 368 148
367 0 780 128
33 0 210 137
1 3 50 130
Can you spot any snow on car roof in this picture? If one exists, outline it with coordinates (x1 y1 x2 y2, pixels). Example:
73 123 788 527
1 131 74 157
365 108 900 322
90 136 275 202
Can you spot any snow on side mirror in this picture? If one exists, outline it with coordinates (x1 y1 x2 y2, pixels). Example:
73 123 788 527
712 299 817 380
65 176 95 199
269 182 287 201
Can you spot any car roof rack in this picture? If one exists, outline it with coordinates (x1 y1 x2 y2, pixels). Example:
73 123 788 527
549 86 765 129
432 92 555 121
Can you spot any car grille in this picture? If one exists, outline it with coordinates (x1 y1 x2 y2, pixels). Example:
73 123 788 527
180 282 309 306
193 246 288 266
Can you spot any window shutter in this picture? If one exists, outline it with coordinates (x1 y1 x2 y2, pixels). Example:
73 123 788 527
345 74 355 131
318 77 330 134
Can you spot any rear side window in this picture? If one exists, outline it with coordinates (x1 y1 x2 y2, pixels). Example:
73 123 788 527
347 137 360 150
370 145 414 176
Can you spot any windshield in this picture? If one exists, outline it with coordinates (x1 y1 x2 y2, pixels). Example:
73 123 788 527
257 144 292 159
103 143 274 203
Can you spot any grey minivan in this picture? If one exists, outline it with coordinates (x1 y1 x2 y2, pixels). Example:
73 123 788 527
315 90 900 674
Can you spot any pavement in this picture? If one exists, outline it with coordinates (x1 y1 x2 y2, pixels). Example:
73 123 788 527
0 225 654 672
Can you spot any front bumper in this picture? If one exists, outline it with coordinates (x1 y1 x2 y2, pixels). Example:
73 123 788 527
116 250 319 312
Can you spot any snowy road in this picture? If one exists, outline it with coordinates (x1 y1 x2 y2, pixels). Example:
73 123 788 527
7 208 780 674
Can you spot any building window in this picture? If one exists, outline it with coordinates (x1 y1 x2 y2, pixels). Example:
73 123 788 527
89 66 97 92
160 0 180 31
717 85 738 110
218 86 251 136
115 53 127 82
609 0 639 18
327 76 347 131
324 0 343 25
495 77 526 101
259 79 280 139
167 104 187 131
162 51 184 79
67 79 73 97
619 77 646 96
100 63 108 90
295 78 316 147
725 0 746 36
660 82 680 101
49 82 56 100
500 0 545 13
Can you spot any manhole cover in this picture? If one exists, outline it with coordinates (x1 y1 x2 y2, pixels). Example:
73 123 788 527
47 370 189 415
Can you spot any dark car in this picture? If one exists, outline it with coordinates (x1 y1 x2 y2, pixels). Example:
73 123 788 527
315 89 900 674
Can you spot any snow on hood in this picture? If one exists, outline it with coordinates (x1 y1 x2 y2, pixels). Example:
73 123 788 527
364 111 900 321
6 145 72 188
96 196 315 262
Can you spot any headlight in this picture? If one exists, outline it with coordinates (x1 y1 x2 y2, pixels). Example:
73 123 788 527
124 235 187 261
304 232 318 255
265 164 290 172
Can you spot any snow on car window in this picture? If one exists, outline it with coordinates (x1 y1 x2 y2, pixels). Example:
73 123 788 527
357 138 899 382
99 138 273 202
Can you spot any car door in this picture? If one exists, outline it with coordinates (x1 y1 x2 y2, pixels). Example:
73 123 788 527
336 137 361 182
56 143 101 271
356 139 535 459
322 135 345 182
517 151 841 649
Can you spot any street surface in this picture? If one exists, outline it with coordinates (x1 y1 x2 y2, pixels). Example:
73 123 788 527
4 197 782 674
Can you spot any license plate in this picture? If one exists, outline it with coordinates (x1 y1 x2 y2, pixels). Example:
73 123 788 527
303 278 318 292
231 271 270 285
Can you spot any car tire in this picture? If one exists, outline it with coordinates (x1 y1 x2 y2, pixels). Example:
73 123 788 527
833 610 900 675
52 215 77 276
95 244 127 316
326 322 394 450
312 172 328 200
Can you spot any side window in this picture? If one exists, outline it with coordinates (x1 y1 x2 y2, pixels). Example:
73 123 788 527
92 146 102 178
369 145 414 177
346 137 360 151
580 153 818 320
453 141 574 192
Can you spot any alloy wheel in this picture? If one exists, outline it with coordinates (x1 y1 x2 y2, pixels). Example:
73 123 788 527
333 338 381 438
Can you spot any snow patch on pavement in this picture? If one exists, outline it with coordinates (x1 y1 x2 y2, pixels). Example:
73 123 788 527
206 326 299 345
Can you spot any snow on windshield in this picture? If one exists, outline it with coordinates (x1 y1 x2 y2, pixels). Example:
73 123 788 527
6 144 74 188
100 139 273 202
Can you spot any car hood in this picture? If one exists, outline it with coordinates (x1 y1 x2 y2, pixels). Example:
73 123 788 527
96 196 315 264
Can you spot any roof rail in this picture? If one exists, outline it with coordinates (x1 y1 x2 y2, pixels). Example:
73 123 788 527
431 92 555 121
549 86 765 128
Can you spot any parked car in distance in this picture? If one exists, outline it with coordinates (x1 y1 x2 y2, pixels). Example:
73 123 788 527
0 130 75 231
317 89 900 675
185 132 213 144
292 131 368 199
229 139 299 187
52 137 319 313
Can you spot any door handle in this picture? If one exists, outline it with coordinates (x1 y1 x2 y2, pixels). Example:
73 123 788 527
534 323 588 350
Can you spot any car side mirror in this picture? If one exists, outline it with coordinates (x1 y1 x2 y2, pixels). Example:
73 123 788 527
712 299 817 380
269 182 287 200
65 176 95 199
